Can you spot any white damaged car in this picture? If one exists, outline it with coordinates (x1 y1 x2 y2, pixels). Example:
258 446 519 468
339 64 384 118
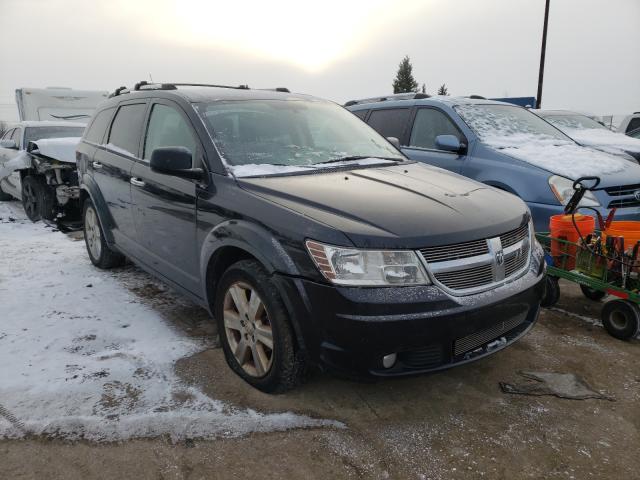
0 121 85 223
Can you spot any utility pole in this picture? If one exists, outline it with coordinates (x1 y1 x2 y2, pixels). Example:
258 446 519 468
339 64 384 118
536 0 551 109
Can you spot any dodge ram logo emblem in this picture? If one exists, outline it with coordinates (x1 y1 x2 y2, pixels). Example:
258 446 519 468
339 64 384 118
495 250 504 266
634 190 640 201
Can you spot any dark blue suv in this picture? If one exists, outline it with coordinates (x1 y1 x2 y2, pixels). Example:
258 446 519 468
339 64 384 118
347 94 640 232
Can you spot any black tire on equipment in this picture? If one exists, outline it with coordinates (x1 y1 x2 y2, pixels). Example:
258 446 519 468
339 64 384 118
215 259 307 393
82 198 125 269
580 284 607 301
601 299 640 341
541 275 560 308
21 175 54 222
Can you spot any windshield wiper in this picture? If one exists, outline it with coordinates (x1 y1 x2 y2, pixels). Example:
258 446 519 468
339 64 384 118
313 155 402 165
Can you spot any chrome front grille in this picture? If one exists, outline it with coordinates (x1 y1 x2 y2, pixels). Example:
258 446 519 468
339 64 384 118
604 184 640 209
454 312 527 356
419 223 531 295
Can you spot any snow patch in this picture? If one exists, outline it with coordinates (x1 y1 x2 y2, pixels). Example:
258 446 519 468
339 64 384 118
0 202 341 441
230 158 395 177
30 136 81 164
560 128 640 155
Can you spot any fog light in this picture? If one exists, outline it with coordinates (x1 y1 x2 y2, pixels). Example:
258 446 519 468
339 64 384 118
382 353 397 369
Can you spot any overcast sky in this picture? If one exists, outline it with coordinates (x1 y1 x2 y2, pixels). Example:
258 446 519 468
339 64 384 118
1 0 638 120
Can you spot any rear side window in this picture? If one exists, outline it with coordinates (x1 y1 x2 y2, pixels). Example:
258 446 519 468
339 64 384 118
352 110 368 120
11 128 21 147
107 103 147 156
367 108 410 141
1 129 13 140
143 104 198 163
85 108 114 144
627 117 640 133
409 108 464 150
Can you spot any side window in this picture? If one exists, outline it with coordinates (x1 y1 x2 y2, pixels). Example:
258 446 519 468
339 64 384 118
107 103 147 156
2 128 14 140
409 108 464 150
85 108 114 144
11 128 21 148
366 108 411 141
627 117 640 133
352 110 368 120
143 104 198 164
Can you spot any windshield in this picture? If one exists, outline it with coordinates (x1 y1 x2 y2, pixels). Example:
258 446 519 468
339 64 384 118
455 104 572 143
196 100 403 171
25 126 85 144
542 113 607 131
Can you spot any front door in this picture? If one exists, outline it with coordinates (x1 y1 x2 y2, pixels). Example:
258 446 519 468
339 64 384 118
401 107 468 173
90 102 147 252
130 101 201 294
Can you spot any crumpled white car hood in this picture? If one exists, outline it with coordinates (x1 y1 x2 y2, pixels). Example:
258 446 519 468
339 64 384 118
28 136 82 164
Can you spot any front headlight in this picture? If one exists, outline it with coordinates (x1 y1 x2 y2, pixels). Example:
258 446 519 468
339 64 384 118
548 175 600 207
305 240 431 286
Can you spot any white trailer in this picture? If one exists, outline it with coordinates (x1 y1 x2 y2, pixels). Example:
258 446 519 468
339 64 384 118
15 87 108 122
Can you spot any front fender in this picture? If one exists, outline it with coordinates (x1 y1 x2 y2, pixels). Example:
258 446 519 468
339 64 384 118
199 219 301 284
80 173 116 245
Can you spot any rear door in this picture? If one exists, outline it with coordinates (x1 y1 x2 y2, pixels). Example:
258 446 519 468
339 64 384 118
130 100 202 293
90 102 148 252
402 107 468 173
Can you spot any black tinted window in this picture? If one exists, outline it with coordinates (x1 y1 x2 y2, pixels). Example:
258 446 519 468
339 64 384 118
352 110 368 120
107 103 147 156
409 108 464 149
85 108 114 144
144 104 197 163
627 118 640 133
367 108 410 141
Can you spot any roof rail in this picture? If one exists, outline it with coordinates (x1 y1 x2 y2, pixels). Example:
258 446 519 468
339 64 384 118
344 92 430 107
467 94 486 99
109 82 291 98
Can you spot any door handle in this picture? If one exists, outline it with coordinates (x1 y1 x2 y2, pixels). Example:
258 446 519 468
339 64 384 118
92 161 103 169
130 177 146 187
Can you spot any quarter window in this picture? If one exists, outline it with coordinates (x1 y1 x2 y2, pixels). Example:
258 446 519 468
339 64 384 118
409 109 464 150
352 110 368 120
627 118 640 133
2 129 15 141
107 103 147 156
85 108 114 144
366 108 411 141
11 128 21 148
144 104 198 164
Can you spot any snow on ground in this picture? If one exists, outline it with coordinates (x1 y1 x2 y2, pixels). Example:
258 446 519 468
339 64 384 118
0 202 341 442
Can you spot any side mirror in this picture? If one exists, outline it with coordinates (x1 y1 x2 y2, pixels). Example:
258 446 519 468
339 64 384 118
0 139 17 149
386 136 401 149
150 146 204 180
435 134 465 153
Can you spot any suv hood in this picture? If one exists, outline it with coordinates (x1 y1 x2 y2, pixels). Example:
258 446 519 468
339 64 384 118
238 163 529 249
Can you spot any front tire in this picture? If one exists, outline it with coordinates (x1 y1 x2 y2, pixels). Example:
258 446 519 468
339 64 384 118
21 176 53 222
83 198 125 269
215 259 306 393
580 285 607 301
541 275 560 308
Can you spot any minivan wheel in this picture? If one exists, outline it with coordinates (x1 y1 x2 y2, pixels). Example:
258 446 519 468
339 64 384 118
215 259 306 393
83 199 125 269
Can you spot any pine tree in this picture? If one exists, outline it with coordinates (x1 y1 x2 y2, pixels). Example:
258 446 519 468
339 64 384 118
437 84 449 96
392 56 419 94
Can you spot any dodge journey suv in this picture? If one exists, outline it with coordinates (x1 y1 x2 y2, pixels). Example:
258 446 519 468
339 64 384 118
77 82 545 393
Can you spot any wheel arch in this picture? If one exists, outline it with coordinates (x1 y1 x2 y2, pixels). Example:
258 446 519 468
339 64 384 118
79 173 116 245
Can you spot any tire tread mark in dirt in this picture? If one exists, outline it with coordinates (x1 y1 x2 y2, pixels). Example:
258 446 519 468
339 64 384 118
0 403 26 433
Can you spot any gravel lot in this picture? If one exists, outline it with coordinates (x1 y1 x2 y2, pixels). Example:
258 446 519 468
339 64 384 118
1 201 638 479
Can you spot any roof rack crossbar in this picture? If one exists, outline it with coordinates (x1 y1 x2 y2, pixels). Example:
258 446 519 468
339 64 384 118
344 92 430 107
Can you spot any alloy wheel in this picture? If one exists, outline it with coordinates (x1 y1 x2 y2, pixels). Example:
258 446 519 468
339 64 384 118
84 206 102 260
223 282 274 377
23 183 38 219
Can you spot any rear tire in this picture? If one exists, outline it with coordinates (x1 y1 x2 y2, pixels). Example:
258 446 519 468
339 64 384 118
83 198 125 269
580 284 606 301
21 176 54 222
601 299 640 340
541 275 560 308
215 259 306 393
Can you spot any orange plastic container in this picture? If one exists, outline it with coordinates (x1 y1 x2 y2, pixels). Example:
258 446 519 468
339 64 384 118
602 221 640 248
549 214 595 270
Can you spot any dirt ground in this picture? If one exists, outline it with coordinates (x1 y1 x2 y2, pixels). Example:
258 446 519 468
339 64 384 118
1 233 639 479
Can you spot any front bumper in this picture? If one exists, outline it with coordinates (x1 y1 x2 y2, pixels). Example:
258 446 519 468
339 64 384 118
275 244 546 378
